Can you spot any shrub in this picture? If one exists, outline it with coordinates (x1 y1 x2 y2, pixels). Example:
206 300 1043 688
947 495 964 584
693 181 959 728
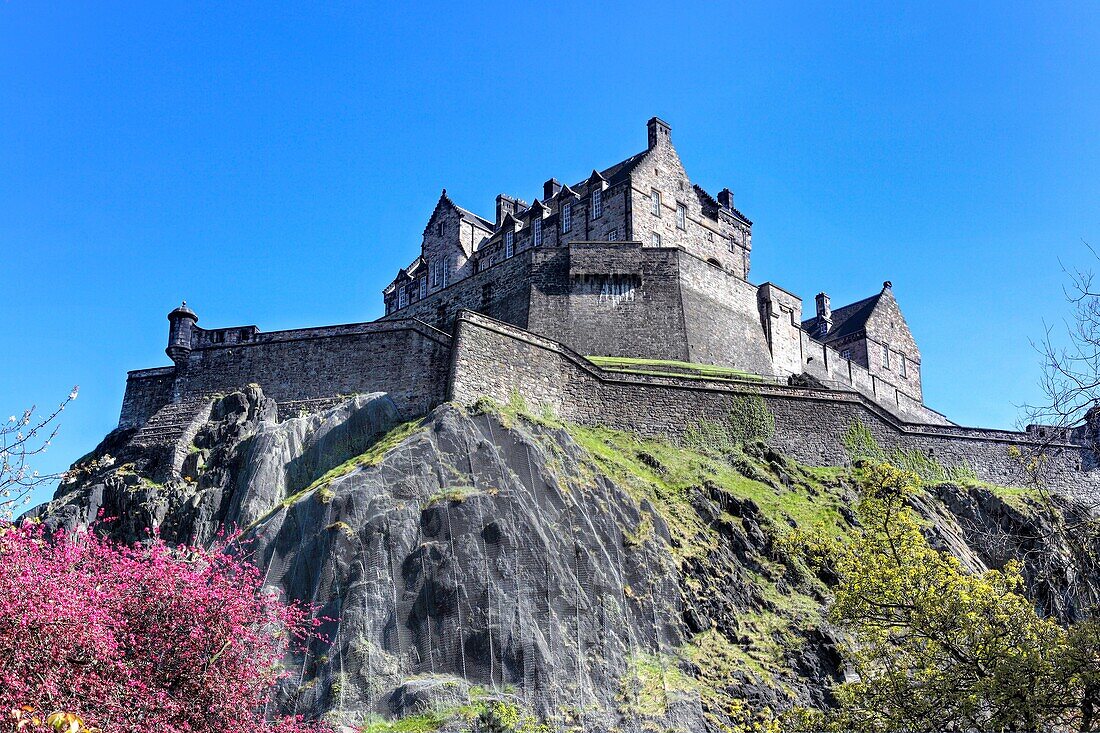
0 521 333 733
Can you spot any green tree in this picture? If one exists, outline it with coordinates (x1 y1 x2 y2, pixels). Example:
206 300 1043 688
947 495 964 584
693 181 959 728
798 463 1100 732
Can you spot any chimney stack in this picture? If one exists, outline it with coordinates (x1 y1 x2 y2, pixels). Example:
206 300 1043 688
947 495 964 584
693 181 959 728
815 292 832 336
717 188 735 210
543 178 562 201
647 117 671 149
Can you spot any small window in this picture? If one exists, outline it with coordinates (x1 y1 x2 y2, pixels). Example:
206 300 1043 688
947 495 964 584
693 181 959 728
505 230 514 258
651 232 661 247
533 218 542 247
900 357 907 378
592 188 602 219
841 349 851 361
437 221 445 237
398 289 408 309
676 203 686 230
651 190 661 216
608 228 619 241
882 344 890 369
561 202 572 233
419 277 427 299
441 260 450 288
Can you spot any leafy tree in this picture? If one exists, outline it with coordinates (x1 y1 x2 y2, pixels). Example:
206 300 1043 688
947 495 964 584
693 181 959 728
0 520 334 733
793 463 1100 732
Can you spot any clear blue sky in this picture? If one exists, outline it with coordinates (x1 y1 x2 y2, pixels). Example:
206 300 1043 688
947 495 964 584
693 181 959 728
3 2 1099 506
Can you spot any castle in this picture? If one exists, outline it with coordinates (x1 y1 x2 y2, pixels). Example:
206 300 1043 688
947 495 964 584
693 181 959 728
117 118 1097 495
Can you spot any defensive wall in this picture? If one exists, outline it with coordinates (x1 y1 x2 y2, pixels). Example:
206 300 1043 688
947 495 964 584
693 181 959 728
116 302 1098 497
447 311 1100 498
120 319 452 429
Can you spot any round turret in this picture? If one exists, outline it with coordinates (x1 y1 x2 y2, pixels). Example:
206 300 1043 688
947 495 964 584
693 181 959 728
166 301 198 366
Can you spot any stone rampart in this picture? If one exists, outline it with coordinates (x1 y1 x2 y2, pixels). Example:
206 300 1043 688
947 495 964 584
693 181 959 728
119 319 452 428
448 311 1099 499
119 367 177 430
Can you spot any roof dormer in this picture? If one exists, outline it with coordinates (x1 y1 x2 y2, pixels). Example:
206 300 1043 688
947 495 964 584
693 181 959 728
585 169 608 192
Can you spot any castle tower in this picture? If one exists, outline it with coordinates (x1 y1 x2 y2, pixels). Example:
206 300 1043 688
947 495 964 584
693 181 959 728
166 301 198 367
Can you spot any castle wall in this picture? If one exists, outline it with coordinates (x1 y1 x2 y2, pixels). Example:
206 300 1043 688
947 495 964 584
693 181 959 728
799 332 946 424
381 250 535 333
678 254 775 375
448 312 1099 500
119 367 177 430
527 245 691 361
119 320 453 428
757 283 805 377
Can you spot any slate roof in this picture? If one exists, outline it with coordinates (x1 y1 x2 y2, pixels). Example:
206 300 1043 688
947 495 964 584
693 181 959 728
802 292 882 343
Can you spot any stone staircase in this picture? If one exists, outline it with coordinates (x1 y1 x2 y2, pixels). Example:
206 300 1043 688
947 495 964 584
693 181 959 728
131 397 215 476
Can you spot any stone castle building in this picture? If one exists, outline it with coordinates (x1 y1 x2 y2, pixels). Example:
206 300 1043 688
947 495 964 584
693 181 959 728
114 118 1097 495
380 117 932 420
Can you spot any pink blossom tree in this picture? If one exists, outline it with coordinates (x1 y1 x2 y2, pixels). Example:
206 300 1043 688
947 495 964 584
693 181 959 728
0 521 334 733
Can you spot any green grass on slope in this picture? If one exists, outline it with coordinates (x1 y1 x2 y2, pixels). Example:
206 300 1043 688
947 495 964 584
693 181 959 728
565 423 853 560
585 355 765 383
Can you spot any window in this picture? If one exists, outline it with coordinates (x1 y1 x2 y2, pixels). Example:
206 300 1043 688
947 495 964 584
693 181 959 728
419 277 427 299
533 218 542 246
900 357 907 378
505 230 514 258
437 221 445 237
882 343 890 369
651 232 661 247
592 188 602 219
676 203 686 230
399 289 408 309
608 228 619 241
561 202 572 233
651 190 661 216
841 349 851 361
441 259 450 288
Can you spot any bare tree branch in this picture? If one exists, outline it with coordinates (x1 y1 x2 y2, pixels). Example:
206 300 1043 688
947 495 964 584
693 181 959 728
1 386 79 519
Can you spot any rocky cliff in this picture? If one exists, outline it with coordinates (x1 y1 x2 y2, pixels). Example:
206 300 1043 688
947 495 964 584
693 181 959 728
34 387 1100 732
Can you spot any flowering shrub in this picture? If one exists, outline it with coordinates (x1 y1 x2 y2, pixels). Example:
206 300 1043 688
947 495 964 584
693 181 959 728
0 521 334 733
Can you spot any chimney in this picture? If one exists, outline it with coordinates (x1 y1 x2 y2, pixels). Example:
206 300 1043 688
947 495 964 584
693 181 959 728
717 188 734 210
815 292 832 336
647 116 671 149
495 194 516 228
543 178 562 201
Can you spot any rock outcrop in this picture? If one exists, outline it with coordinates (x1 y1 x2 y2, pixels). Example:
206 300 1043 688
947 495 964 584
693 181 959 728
34 387 1100 732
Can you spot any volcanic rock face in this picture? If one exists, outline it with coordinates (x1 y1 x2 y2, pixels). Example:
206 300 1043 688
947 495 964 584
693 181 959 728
37 387 1100 732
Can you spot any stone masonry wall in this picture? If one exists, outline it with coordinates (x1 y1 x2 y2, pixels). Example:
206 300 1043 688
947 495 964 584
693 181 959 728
118 367 177 430
381 250 535 333
119 320 453 428
448 312 1100 500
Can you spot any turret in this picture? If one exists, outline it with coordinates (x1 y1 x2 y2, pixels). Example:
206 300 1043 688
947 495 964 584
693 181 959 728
166 301 198 367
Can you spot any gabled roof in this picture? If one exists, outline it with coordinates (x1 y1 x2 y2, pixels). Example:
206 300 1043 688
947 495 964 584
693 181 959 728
524 198 549 217
802 292 883 343
585 169 608 186
422 189 494 236
556 184 579 200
